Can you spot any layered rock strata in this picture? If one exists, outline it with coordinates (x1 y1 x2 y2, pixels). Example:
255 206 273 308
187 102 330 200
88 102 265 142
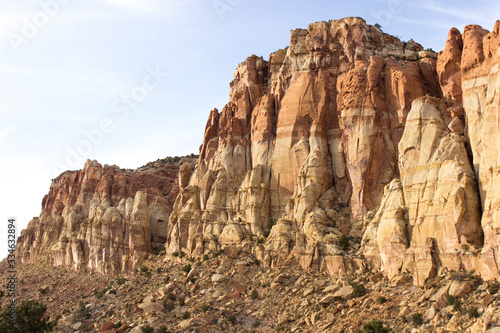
16 157 196 273
14 18 500 284
166 17 441 274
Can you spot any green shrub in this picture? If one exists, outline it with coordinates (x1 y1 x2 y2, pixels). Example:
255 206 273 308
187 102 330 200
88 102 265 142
252 319 261 328
0 300 54 333
353 285 367 298
108 289 116 295
263 218 276 238
172 252 179 257
377 296 387 304
227 314 236 324
203 254 209 261
156 267 162 274
0 290 4 298
411 313 423 326
116 278 127 286
253 259 260 265
163 301 175 312
38 288 46 295
201 303 210 313
251 290 259 299
94 288 108 299
182 264 192 274
166 292 175 301
257 238 264 244
179 299 185 307
362 319 391 333
178 251 186 258
141 325 155 333
182 311 190 319
140 266 149 273
467 306 480 318
488 282 499 295
75 301 91 320
446 294 462 311
115 321 122 328
339 234 349 251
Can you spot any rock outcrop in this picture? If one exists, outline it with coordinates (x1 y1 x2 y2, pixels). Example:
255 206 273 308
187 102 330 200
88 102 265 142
14 17 500 284
16 157 197 273
166 17 442 276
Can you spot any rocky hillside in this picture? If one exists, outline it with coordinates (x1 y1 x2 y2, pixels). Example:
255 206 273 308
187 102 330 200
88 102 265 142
16 155 197 274
7 16 500 329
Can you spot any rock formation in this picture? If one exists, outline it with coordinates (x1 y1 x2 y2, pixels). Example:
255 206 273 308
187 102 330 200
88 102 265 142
14 18 500 284
16 157 196 273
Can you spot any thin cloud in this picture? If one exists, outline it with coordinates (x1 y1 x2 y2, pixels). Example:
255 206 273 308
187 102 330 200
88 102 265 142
101 0 159 12
402 0 498 27
0 126 17 141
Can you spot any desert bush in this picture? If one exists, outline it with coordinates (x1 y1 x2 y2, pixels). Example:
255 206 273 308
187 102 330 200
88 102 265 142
411 313 423 326
353 285 367 298
488 282 499 295
141 325 154 333
467 306 480 318
339 234 349 251
362 319 391 333
0 300 55 332
75 301 91 320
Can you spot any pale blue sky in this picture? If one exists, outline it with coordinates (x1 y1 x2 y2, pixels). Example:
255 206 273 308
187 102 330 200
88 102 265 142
1 0 498 260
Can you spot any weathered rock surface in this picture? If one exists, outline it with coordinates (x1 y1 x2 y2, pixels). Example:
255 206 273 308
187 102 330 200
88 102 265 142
166 17 441 278
17 156 197 273
13 18 500 284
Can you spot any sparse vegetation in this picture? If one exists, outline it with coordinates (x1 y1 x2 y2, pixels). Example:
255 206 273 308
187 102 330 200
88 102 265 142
116 277 127 285
362 319 391 333
446 294 462 311
141 325 155 333
411 313 423 326
182 311 190 319
377 296 387 304
251 289 259 299
201 303 210 313
467 306 480 318
353 284 367 298
163 300 175 312
182 264 192 273
203 254 209 261
339 234 349 251
94 287 109 299
263 218 276 238
227 314 236 324
75 301 91 320
0 300 56 332
488 281 499 295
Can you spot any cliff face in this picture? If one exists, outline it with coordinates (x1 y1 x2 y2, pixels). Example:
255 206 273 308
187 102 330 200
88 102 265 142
15 17 500 284
16 157 196 273
167 17 442 274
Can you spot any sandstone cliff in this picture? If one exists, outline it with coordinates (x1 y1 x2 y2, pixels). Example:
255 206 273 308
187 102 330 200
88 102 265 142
167 17 443 276
16 156 197 273
15 18 500 284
